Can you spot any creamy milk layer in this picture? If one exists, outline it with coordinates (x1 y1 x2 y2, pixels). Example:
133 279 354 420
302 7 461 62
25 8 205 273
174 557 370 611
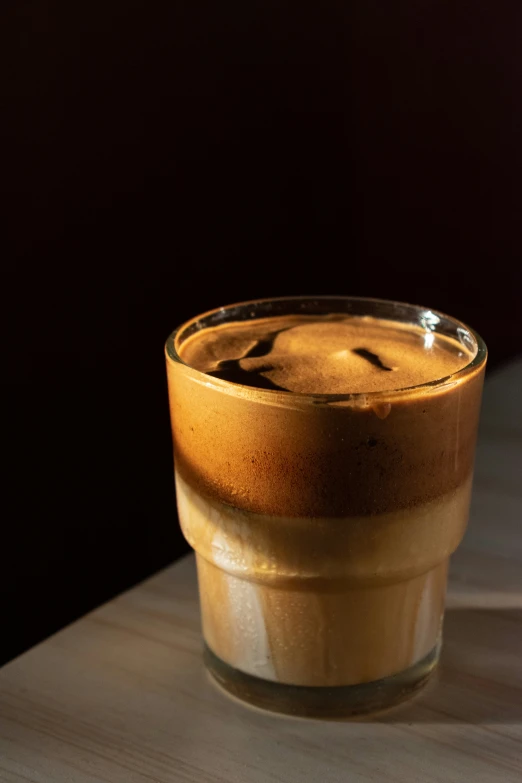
177 471 471 686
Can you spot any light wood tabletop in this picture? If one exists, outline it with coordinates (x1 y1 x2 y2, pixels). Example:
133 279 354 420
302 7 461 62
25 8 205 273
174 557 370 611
1 359 521 783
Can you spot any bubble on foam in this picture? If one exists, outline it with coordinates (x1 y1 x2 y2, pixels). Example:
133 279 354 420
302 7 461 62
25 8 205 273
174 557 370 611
372 403 392 420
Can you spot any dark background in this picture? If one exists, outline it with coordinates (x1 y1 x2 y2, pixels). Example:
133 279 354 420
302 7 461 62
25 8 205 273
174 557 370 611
3 1 521 665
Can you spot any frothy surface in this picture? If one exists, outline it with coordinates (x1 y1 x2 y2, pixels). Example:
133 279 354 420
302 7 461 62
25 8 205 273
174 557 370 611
178 315 473 394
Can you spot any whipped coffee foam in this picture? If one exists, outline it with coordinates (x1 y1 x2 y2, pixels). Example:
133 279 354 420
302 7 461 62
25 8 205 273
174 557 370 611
178 314 473 395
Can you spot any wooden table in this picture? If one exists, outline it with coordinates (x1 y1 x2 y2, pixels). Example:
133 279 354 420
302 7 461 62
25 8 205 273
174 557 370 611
1 360 521 783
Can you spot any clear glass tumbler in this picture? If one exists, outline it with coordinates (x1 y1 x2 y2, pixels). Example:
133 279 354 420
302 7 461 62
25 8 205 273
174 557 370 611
165 297 487 717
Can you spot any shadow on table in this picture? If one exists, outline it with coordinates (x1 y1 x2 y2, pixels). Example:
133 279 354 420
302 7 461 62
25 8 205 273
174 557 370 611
379 608 522 724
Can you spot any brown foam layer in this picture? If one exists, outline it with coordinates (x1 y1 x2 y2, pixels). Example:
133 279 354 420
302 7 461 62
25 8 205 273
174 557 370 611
178 314 473 395
167 362 484 518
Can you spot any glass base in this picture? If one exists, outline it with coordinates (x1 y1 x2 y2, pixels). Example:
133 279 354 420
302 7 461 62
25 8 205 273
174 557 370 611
204 641 440 719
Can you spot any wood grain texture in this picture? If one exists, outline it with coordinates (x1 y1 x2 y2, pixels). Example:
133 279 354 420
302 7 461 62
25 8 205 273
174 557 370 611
1 359 521 782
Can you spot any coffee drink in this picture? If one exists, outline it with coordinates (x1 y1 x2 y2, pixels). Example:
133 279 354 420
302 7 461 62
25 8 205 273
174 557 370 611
165 298 486 716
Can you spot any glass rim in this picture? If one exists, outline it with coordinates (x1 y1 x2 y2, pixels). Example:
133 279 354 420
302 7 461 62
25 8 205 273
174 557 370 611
164 295 488 403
